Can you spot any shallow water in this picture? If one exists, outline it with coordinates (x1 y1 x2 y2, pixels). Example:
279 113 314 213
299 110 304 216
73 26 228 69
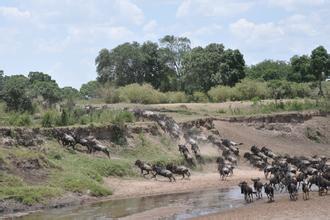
18 187 244 220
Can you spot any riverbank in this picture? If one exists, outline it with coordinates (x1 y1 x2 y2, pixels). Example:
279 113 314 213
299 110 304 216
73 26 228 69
104 165 263 199
196 192 330 220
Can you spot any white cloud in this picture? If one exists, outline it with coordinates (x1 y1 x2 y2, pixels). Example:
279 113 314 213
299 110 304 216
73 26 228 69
268 0 326 11
143 20 157 33
115 0 144 25
176 0 253 17
230 19 284 42
279 14 318 36
0 6 31 20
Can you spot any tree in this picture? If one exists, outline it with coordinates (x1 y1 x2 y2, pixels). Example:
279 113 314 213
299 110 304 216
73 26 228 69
31 81 62 107
0 70 4 98
2 75 33 112
80 80 100 98
246 60 291 81
61 87 81 99
289 55 313 82
310 46 330 96
182 43 245 93
95 48 112 83
159 35 191 90
28 71 54 84
28 72 62 107
213 48 245 86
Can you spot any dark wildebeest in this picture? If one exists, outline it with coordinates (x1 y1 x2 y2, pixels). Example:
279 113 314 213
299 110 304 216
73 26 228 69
191 143 204 164
296 172 307 189
55 130 76 150
251 178 263 199
166 164 191 179
152 165 176 182
218 164 230 180
264 183 274 202
269 174 281 190
316 175 330 195
78 136 110 158
307 174 319 190
287 183 298 201
264 165 274 179
302 182 310 200
239 181 254 203
178 144 195 167
135 160 153 177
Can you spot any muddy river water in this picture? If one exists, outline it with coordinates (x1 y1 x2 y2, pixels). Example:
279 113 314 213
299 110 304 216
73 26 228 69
18 187 245 220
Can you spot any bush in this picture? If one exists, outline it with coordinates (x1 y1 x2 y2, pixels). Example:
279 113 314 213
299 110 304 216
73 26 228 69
191 92 209 103
208 86 236 102
41 111 59 127
290 83 312 98
165 91 188 103
98 83 120 104
117 83 164 104
8 113 32 126
235 79 270 100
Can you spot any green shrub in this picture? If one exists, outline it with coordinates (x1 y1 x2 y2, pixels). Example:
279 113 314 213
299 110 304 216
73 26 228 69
235 79 270 100
41 110 59 127
290 83 312 98
208 86 235 102
117 83 164 104
165 91 188 103
8 113 32 126
191 92 209 103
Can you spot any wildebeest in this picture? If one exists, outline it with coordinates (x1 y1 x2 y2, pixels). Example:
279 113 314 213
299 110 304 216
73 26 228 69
152 165 176 182
287 183 298 201
218 164 230 180
166 163 191 179
55 131 76 150
302 182 310 200
178 144 195 166
77 136 111 158
264 183 274 202
316 175 330 195
135 160 153 177
251 178 263 199
191 143 204 164
239 181 254 203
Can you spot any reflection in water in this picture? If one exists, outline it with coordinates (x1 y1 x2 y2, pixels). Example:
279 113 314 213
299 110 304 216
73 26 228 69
18 188 244 220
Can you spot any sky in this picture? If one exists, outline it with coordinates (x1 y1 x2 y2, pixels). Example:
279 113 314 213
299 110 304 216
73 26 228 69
1 0 330 89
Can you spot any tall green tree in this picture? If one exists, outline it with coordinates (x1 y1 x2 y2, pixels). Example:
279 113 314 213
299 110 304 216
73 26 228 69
80 80 100 98
0 70 4 98
159 35 191 90
182 43 245 93
310 46 330 96
2 75 33 112
289 55 313 82
246 60 291 81
95 48 112 83
28 72 62 107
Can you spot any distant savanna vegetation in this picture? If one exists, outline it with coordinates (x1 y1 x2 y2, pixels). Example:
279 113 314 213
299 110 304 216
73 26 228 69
0 35 329 127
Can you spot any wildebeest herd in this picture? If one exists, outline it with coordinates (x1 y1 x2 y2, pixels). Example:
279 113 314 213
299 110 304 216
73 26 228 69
54 130 111 158
240 145 329 203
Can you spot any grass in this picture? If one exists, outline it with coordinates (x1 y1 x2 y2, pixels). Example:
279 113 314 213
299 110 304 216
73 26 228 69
119 133 183 166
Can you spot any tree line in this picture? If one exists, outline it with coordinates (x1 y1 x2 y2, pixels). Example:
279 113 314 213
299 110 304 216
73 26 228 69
0 35 329 112
0 71 80 112
95 35 330 95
